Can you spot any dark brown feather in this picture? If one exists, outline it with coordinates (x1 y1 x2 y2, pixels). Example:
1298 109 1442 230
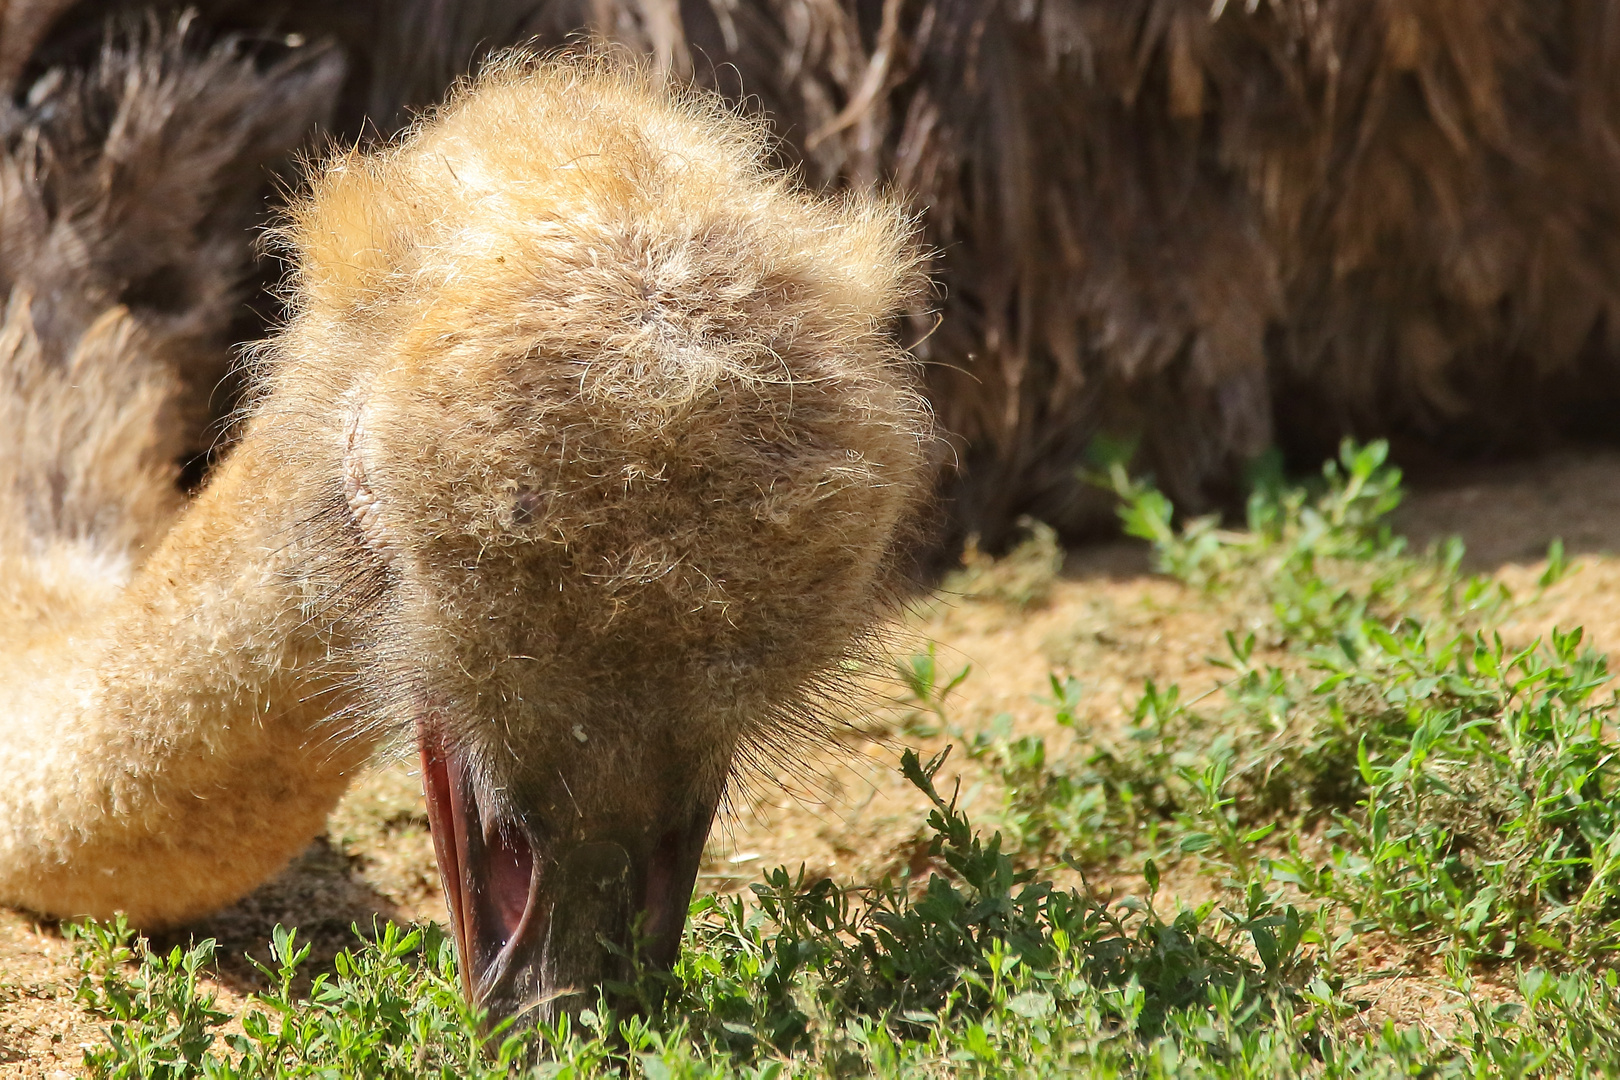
0 15 341 445
14 0 1620 549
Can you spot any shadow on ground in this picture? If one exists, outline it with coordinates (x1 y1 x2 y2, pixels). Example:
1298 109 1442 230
147 838 405 997
1395 450 1620 569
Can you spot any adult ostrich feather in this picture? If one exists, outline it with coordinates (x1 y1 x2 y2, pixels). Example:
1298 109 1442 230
12 1 1620 540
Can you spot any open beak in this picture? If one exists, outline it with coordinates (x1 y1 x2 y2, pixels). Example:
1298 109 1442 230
418 728 715 1029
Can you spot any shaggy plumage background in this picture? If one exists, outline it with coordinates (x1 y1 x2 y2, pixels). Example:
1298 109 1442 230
11 0 1620 552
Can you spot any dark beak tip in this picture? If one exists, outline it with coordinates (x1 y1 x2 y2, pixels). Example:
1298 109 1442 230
416 727 718 1031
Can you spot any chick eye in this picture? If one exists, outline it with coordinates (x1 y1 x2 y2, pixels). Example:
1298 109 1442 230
512 489 547 527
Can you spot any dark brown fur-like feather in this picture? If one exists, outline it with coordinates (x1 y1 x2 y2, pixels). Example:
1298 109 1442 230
0 16 341 445
15 0 1620 552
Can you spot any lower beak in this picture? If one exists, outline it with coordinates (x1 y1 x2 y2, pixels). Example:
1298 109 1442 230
417 729 714 1029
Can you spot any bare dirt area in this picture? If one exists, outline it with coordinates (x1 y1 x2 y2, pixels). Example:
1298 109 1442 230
6 450 1620 1075
1396 449 1620 570
1398 449 1620 654
0 913 96 1078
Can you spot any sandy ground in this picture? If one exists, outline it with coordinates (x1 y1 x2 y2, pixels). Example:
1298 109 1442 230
5 450 1620 1075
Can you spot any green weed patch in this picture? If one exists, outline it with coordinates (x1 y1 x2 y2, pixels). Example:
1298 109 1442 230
68 442 1620 1077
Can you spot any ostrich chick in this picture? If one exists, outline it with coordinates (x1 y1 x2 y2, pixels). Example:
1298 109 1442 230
0 53 932 1027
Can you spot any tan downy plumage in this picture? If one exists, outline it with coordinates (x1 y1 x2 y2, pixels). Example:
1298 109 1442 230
0 51 933 1027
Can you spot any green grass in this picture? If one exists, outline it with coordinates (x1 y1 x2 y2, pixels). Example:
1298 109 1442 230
67 441 1620 1077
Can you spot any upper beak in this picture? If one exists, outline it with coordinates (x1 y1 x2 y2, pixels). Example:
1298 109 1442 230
417 728 715 1029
